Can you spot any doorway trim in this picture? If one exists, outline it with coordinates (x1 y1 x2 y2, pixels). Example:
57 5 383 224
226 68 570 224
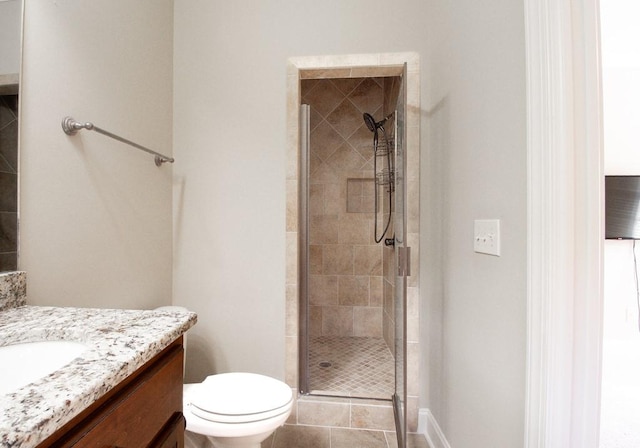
284 52 421 430
524 0 603 447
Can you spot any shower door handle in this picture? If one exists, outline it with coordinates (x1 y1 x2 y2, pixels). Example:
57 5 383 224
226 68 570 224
398 246 411 277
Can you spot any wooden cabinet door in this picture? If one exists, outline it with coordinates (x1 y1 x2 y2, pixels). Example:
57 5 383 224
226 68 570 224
70 348 183 448
148 413 185 448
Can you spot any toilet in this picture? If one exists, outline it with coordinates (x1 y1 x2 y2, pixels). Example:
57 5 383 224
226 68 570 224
183 372 293 448
155 307 293 448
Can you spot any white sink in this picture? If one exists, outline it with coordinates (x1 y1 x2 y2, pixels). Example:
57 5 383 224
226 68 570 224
0 340 89 395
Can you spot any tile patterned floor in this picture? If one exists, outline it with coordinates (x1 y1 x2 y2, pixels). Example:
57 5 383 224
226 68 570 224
308 336 395 399
262 425 430 448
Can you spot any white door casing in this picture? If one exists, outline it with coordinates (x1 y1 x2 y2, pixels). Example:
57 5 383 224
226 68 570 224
524 0 604 447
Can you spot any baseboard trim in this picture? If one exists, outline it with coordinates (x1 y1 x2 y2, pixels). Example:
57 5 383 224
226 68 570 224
418 409 451 448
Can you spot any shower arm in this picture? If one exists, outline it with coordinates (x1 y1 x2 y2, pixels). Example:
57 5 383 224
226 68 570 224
61 116 174 167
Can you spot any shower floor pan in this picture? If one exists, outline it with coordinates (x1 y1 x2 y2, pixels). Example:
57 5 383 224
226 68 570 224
308 336 395 400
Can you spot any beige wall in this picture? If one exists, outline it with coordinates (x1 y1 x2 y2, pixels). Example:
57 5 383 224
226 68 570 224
20 0 174 309
423 0 527 446
601 0 640 175
0 0 22 76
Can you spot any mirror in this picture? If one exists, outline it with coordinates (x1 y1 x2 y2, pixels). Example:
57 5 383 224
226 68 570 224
0 0 21 273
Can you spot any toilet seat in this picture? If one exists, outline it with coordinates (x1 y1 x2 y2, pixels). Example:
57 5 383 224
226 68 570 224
186 372 293 424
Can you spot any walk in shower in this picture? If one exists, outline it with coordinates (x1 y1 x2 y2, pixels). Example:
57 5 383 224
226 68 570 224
298 73 407 405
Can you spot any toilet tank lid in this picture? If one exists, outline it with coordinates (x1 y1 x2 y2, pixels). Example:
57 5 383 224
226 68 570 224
190 372 293 416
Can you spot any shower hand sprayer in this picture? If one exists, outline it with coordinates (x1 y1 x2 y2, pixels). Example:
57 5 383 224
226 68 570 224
363 112 395 246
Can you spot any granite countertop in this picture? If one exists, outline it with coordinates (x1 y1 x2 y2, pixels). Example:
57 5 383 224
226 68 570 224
0 305 197 448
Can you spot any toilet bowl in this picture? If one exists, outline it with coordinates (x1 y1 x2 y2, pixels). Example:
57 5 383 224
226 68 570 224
154 307 293 448
183 373 293 448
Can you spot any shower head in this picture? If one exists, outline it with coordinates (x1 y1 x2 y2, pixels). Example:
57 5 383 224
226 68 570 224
362 112 393 133
363 113 378 133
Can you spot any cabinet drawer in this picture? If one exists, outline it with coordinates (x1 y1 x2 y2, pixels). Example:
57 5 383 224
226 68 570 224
69 346 183 447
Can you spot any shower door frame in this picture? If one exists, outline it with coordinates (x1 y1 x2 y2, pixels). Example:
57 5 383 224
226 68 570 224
298 76 406 402
286 52 420 442
392 62 409 448
298 103 311 395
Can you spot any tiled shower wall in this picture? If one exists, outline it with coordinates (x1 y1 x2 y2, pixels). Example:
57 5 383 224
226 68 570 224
302 77 399 341
0 95 18 272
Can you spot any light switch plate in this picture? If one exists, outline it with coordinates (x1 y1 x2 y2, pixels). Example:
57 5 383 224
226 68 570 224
474 219 501 256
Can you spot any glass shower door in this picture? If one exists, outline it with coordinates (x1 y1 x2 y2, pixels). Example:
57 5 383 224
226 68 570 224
393 63 408 448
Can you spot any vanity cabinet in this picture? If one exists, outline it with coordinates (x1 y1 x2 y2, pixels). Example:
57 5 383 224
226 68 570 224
38 338 185 448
